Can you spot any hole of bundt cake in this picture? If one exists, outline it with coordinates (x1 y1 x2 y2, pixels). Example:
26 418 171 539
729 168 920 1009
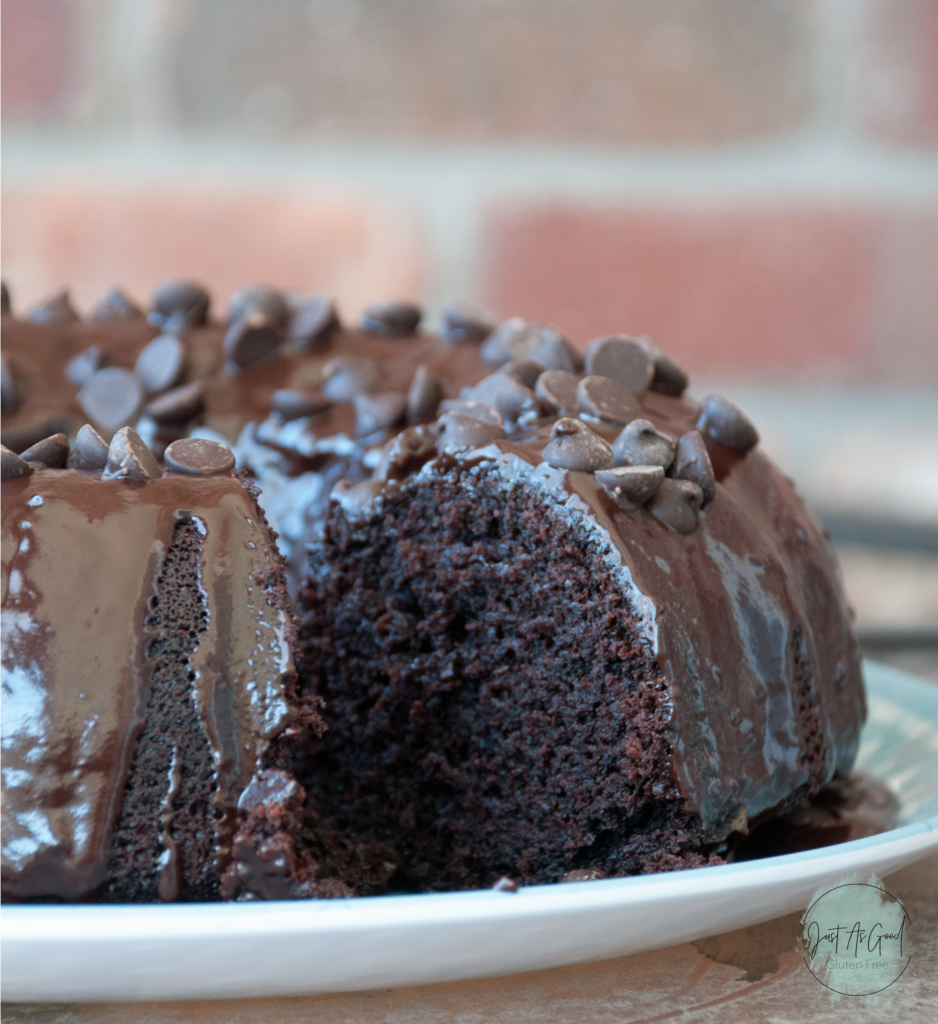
298 461 715 892
103 516 217 902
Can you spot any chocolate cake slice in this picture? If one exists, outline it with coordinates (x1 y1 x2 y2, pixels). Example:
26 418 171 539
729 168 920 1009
296 343 865 890
0 434 336 902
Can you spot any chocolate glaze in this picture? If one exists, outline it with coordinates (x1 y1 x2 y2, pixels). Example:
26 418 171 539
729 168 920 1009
1 469 297 900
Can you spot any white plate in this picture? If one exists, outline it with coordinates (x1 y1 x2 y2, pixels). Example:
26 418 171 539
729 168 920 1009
3 660 937 1003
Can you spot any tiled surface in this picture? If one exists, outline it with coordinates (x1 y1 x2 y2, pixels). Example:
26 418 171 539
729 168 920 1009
4 848 936 1023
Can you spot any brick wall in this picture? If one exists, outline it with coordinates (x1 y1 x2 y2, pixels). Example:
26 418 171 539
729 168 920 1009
3 0 937 383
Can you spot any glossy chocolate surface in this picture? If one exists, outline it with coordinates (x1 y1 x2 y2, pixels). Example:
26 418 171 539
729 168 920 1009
1 469 295 900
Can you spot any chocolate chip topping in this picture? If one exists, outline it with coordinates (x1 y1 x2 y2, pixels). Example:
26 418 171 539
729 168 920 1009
375 425 437 481
227 283 290 330
143 381 206 426
92 288 143 322
77 367 144 432
436 412 507 448
1 444 32 480
134 334 185 396
66 424 109 471
26 289 79 325
65 345 107 388
321 356 382 401
499 358 543 389
612 418 676 470
595 465 665 509
465 373 542 428
270 389 332 422
359 300 421 337
542 418 615 472
102 427 163 482
440 304 495 344
150 279 210 331
585 335 654 393
164 437 235 476
289 295 340 349
481 318 583 372
534 370 579 416
671 430 716 505
19 433 69 469
1 353 18 414
406 365 444 424
697 395 759 453
437 399 505 426
354 391 407 437
1 281 10 315
223 312 283 372
650 478 704 534
576 375 640 425
638 338 689 397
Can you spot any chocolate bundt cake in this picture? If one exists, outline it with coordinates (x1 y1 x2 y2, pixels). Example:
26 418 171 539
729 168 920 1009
1 280 866 901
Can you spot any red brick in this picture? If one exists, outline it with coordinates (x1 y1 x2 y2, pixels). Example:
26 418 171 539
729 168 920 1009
0 182 426 320
169 0 812 144
1 0 77 119
480 205 881 380
862 0 938 146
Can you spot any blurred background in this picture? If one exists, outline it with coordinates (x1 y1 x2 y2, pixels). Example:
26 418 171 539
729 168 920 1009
2 0 937 674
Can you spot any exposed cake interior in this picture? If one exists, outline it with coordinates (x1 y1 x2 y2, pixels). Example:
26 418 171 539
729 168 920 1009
298 457 717 891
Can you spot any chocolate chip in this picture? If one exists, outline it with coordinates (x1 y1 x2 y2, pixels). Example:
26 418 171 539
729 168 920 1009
134 334 185 396
671 430 716 505
612 418 676 470
78 367 144 432
436 412 507 448
164 437 235 476
360 300 421 337
697 395 759 453
1 354 18 413
585 336 654 393
67 424 109 471
595 465 664 509
354 391 407 437
375 425 437 481
102 427 163 482
440 304 495 344
143 381 206 426
542 418 615 472
437 399 504 427
27 289 79 325
482 318 583 372
577 375 640 425
66 346 107 388
270 389 332 422
491 876 518 893
150 280 210 332
19 433 69 469
92 288 143 322
534 370 579 415
1 445 32 480
223 313 283 372
1 281 10 315
637 337 688 396
289 295 340 349
227 283 290 330
465 373 542 428
650 478 704 534
500 359 543 389
322 356 382 401
331 478 385 519
406 365 444 424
